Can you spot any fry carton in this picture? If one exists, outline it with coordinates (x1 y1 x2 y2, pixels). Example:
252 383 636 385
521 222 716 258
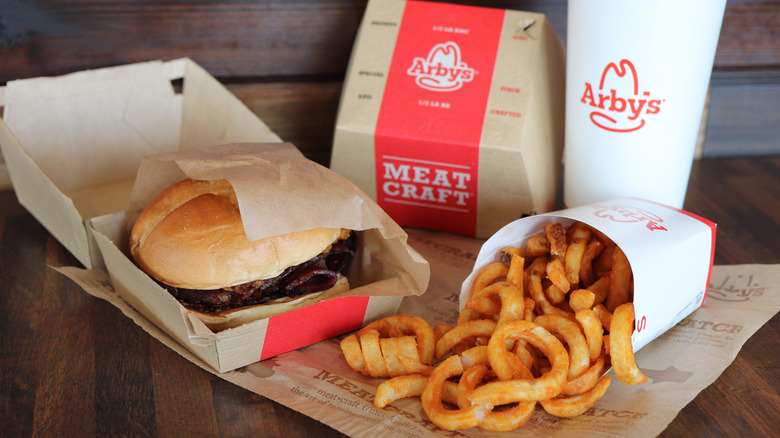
331 0 565 238
461 197 717 352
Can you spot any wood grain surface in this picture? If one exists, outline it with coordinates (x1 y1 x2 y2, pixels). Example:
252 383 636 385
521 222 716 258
227 82 344 167
2 0 778 162
1 156 779 437
1 1 779 435
1 0 777 83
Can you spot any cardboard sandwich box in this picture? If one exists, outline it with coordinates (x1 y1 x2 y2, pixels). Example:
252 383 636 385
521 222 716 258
89 142 429 372
331 0 566 238
0 59 430 373
0 58 281 269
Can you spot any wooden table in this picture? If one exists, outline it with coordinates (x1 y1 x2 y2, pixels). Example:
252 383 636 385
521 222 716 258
1 155 779 437
2 1 779 435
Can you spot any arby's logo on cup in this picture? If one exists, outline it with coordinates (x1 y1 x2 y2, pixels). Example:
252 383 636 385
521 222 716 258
580 59 665 133
407 41 475 92
592 204 668 231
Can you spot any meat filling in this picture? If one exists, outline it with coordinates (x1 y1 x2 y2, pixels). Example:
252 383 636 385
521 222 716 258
164 232 357 313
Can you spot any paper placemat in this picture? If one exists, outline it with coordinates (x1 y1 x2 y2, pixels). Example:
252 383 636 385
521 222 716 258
59 228 780 437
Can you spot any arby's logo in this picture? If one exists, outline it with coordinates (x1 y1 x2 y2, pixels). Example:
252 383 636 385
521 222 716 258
592 204 668 231
580 59 664 133
407 41 475 92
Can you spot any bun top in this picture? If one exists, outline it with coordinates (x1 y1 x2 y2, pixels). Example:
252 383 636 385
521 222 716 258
129 179 346 290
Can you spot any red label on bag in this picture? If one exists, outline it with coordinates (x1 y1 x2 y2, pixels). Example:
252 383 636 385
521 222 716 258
375 1 504 236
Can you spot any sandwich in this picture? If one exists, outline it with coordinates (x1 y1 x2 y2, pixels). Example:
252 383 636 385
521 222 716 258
129 178 356 331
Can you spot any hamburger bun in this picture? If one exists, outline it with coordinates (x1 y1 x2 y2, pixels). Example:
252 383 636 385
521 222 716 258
129 178 354 331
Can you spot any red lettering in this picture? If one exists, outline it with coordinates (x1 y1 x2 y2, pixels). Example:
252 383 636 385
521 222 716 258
596 92 608 109
609 89 627 112
581 60 665 132
628 98 646 120
636 315 647 333
408 59 425 75
580 82 595 105
647 99 662 114
411 166 430 184
451 171 471 189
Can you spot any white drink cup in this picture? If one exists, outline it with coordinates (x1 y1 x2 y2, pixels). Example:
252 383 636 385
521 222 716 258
563 0 727 209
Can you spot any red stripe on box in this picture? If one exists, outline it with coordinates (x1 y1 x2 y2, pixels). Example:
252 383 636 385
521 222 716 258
673 207 718 303
628 197 718 302
260 296 371 360
702 225 717 302
374 1 505 236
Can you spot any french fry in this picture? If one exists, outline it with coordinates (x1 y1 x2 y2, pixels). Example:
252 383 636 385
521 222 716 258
575 308 604 363
399 355 435 376
525 234 551 258
380 336 422 377
546 258 571 293
588 275 611 304
541 376 612 417
359 330 389 378
544 222 568 259
569 289 596 311
505 251 526 292
579 238 605 287
528 274 574 318
466 281 525 328
545 283 567 305
564 236 588 285
606 246 632 311
433 323 453 343
436 319 496 360
610 303 648 385
469 261 508 296
523 297 536 322
592 303 613 330
374 374 428 408
472 320 569 402
360 314 436 365
562 353 606 395
340 220 647 433
534 314 591 381
499 246 524 267
457 363 536 432
339 334 365 373
375 375 459 408
422 355 488 431
593 244 615 277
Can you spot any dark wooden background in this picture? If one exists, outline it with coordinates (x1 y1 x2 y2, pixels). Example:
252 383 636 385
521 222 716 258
1 2 779 437
1 0 779 166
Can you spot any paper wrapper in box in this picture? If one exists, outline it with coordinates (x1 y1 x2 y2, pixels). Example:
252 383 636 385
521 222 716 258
0 58 280 268
87 142 430 373
330 0 566 238
461 197 717 352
